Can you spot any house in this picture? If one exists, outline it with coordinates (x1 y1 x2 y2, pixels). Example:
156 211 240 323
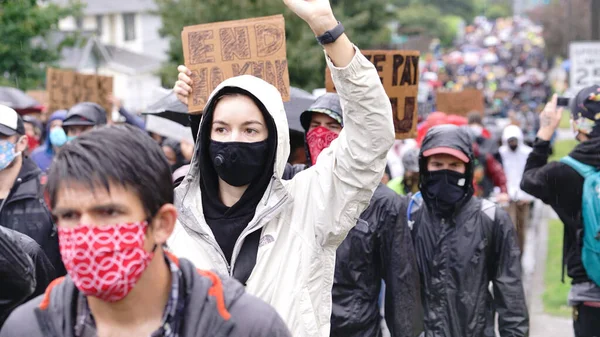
47 0 170 113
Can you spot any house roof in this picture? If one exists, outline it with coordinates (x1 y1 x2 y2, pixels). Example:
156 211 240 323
51 0 157 15
104 45 162 73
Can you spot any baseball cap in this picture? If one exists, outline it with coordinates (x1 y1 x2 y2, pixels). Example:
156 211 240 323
300 93 343 132
63 102 107 128
422 147 470 163
0 105 25 136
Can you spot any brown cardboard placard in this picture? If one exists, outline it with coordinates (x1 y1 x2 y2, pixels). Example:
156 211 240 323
46 68 114 119
325 50 420 139
182 15 290 113
436 89 484 116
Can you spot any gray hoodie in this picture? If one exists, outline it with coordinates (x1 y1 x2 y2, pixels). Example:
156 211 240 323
0 256 290 337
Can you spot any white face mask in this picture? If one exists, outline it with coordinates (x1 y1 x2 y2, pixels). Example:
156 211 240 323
570 119 581 139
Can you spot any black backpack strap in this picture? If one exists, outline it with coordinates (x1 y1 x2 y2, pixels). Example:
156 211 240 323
231 230 260 286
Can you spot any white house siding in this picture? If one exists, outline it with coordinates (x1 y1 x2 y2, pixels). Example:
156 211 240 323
140 13 169 61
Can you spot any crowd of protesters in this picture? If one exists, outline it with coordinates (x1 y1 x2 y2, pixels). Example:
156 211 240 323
0 2 599 337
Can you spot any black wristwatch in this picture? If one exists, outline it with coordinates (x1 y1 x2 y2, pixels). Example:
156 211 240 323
316 21 345 45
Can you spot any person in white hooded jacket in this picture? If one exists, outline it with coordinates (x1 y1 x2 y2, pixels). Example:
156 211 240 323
499 124 535 254
169 1 395 336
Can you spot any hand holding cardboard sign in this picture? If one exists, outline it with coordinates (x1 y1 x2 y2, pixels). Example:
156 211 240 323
283 0 336 36
174 65 197 112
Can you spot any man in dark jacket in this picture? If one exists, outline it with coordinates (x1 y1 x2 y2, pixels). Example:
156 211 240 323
283 93 421 337
521 91 600 337
0 105 64 276
0 125 290 337
409 124 528 337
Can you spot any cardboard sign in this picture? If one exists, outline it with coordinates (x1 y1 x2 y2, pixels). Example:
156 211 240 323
182 15 290 113
325 50 420 139
436 89 484 116
46 68 113 118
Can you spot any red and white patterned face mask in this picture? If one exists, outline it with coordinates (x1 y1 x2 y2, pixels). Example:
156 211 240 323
58 221 155 302
306 126 340 166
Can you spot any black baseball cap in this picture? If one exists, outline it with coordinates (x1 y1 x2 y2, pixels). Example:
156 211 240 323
63 102 108 127
0 105 26 136
570 85 600 138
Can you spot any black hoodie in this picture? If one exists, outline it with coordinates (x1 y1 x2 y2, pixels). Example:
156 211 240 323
521 137 600 284
195 87 277 284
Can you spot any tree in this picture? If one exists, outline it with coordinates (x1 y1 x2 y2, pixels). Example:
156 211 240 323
393 0 479 22
0 0 80 90
394 4 461 47
155 0 391 91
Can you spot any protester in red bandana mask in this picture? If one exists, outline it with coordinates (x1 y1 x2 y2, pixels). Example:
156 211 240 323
299 93 344 165
0 125 290 337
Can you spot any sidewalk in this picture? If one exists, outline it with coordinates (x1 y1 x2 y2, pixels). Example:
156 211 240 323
523 201 573 337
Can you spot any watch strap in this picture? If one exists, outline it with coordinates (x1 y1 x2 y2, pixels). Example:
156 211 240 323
316 21 345 45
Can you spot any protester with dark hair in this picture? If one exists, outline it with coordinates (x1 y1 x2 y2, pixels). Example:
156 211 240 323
0 105 64 277
521 91 600 337
0 125 291 337
388 147 420 196
22 115 42 154
162 138 188 173
62 102 107 140
30 110 67 172
282 93 420 337
409 124 528 337
170 1 395 334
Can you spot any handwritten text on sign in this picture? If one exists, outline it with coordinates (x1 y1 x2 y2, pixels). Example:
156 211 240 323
326 50 420 139
46 68 113 118
182 15 290 113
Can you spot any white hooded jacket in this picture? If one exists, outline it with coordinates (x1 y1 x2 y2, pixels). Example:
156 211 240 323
167 47 395 337
499 125 535 202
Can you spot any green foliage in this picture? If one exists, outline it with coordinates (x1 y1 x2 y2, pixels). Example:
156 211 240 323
486 3 512 20
395 5 461 47
543 219 572 317
0 0 81 90
393 0 479 22
155 0 391 91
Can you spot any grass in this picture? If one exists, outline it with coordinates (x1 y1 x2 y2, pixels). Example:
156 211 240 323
542 219 573 317
542 138 578 317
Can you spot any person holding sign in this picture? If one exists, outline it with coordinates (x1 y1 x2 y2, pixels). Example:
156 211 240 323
170 0 395 336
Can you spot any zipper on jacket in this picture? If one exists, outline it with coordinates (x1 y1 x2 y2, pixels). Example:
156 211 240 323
178 215 232 274
229 192 288 276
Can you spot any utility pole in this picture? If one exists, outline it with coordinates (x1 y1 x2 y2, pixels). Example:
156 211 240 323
593 0 600 40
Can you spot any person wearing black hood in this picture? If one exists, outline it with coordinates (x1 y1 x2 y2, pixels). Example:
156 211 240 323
282 93 421 337
521 90 600 337
408 124 528 337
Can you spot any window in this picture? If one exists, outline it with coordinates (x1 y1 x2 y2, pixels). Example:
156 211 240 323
123 13 136 41
96 15 103 35
75 16 83 30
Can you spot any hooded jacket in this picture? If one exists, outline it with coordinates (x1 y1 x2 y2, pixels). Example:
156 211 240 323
521 137 600 286
168 47 395 337
0 156 65 276
411 126 529 337
30 110 67 172
499 125 534 202
0 255 291 337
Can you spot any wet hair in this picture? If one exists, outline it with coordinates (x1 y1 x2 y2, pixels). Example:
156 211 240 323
46 124 173 218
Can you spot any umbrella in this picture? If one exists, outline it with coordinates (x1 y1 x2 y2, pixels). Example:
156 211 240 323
142 90 190 126
284 87 315 132
0 87 40 112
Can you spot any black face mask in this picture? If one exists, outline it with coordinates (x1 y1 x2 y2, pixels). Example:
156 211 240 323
422 169 468 217
509 144 518 151
209 140 268 187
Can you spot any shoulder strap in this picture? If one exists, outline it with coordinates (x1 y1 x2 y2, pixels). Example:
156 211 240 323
407 191 423 230
560 156 598 178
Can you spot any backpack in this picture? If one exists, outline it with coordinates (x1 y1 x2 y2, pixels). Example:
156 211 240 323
560 156 600 286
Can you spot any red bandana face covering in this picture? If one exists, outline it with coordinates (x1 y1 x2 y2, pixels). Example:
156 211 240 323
306 126 340 165
58 221 155 302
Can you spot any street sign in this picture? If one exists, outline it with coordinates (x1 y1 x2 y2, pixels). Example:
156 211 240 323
569 42 600 93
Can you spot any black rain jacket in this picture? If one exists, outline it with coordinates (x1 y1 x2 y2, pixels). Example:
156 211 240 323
411 126 529 337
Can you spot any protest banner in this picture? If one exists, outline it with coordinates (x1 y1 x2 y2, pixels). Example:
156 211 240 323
435 89 484 116
46 68 113 119
325 50 420 139
182 15 290 113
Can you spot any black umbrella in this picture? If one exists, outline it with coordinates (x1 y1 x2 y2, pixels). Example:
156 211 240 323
0 87 39 111
284 87 316 132
142 90 190 126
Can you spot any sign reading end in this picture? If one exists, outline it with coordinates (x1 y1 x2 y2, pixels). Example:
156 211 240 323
325 50 420 140
182 15 291 113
